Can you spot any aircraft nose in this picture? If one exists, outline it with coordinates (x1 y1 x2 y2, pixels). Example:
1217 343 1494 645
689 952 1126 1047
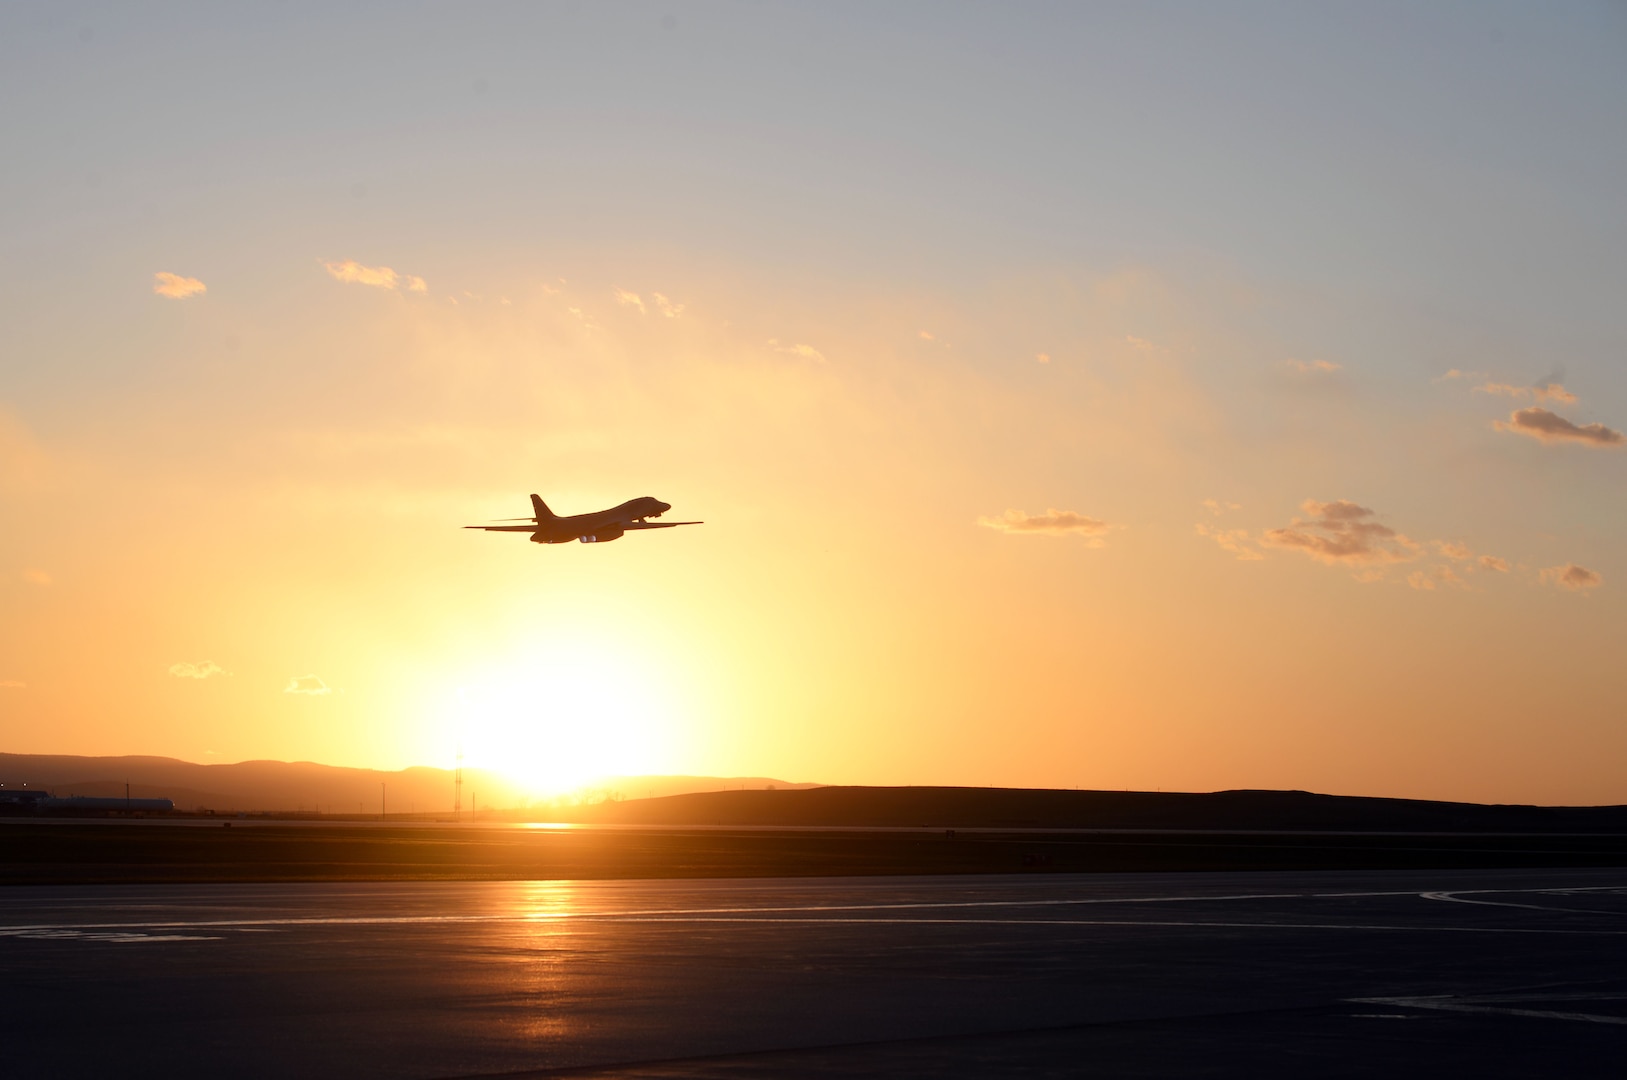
658 501 671 513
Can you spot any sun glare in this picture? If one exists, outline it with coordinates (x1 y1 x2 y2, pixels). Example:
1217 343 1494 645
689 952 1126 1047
444 642 678 797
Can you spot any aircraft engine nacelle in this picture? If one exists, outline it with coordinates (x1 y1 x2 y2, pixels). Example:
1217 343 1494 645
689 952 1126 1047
579 527 624 543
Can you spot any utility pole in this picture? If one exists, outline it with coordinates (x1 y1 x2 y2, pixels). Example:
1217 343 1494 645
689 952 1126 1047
454 748 463 820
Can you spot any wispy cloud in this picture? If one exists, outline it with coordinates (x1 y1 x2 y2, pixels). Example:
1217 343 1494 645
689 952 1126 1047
153 271 206 299
978 508 1117 546
1195 523 1263 561
1435 369 1485 383
284 674 332 695
768 339 827 363
613 288 646 314
1124 335 1162 353
1494 407 1624 447
1479 554 1511 573
1260 499 1421 569
653 292 684 318
1540 564 1602 591
1475 382 1577 404
169 661 228 680
1285 358 1341 375
322 260 425 292
22 568 51 586
1201 499 1242 516
1035 352 1051 364
1408 565 1466 591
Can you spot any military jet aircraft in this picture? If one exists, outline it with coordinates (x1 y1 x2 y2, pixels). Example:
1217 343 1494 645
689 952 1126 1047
465 494 702 544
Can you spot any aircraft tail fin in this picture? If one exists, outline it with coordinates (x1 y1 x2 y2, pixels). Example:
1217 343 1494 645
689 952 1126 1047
529 494 557 522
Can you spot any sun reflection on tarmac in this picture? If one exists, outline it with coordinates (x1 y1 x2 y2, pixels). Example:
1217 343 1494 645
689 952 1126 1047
497 881 590 1043
514 880 585 923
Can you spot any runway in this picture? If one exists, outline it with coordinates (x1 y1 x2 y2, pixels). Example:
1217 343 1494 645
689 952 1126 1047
5 868 1627 1077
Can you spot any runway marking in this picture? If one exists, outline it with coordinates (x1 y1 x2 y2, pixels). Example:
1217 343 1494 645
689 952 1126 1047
602 916 1627 936
3 884 1626 938
1351 994 1627 1026
10 914 1626 939
0 928 220 943
1420 891 1627 916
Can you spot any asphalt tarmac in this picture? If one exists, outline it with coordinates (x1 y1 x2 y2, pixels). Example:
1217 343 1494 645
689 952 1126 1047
5 868 1627 1078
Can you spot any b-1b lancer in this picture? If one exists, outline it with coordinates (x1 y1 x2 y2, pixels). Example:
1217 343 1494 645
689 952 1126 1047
465 495 702 545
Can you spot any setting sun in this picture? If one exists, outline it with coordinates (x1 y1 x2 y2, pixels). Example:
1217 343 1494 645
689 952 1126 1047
442 639 680 797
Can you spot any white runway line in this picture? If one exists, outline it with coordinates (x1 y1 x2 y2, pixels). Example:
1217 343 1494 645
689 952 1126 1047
1351 995 1627 1026
1420 891 1627 916
4 884 1626 938
607 916 1627 936
9 914 1627 939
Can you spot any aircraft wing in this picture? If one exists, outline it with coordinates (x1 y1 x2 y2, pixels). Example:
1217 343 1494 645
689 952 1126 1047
623 520 703 530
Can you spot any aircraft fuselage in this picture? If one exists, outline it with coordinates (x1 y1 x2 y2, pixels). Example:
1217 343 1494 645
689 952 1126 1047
531 497 670 544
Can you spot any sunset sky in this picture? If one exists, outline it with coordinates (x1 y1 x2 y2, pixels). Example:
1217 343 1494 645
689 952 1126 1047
3 2 1624 804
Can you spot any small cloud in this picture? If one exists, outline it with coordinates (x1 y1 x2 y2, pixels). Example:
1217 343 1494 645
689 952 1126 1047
1125 335 1161 353
1434 369 1484 382
918 330 936 341
22 568 51 586
323 260 423 291
1435 541 1474 562
1408 565 1466 591
1540 563 1602 592
153 272 206 299
169 661 227 680
284 674 332 695
1035 352 1051 364
653 293 684 318
978 508 1117 546
1195 523 1263 561
1260 499 1421 570
1478 554 1510 573
0 680 24 689
768 339 827 363
1285 358 1341 375
1201 499 1242 517
1476 382 1578 405
613 288 646 314
1494 408 1624 447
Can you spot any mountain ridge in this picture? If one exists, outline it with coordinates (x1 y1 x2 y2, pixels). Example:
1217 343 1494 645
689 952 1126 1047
0 753 816 813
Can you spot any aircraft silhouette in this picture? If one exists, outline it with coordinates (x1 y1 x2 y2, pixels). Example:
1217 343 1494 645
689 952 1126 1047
465 494 702 545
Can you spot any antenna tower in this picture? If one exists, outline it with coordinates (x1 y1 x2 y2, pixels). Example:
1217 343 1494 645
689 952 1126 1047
454 748 464 819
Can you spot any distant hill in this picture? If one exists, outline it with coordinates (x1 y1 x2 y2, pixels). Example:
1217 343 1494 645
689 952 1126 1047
0 754 814 814
559 785 1627 833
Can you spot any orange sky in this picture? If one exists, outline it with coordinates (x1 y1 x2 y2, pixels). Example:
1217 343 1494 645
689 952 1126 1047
2 4 1624 803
